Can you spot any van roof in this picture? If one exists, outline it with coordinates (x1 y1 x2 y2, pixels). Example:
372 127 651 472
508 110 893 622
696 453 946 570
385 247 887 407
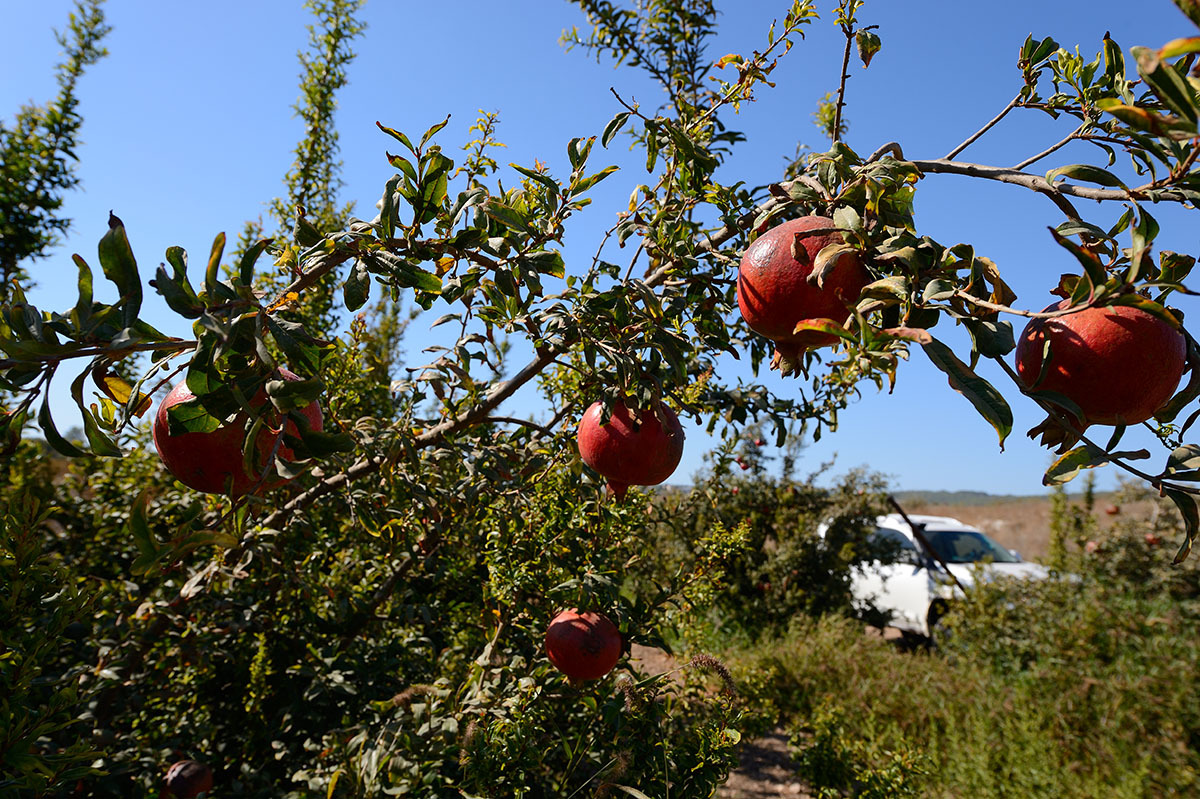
876 513 980 532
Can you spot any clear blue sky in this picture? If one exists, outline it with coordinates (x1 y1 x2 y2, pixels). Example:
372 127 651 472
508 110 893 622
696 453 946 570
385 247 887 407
4 1 1199 496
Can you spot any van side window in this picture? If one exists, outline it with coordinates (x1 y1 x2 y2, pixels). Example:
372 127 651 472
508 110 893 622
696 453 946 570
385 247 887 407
868 527 919 562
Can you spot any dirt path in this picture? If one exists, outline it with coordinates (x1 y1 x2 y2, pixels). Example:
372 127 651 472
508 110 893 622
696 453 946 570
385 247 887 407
717 728 809 798
630 644 809 798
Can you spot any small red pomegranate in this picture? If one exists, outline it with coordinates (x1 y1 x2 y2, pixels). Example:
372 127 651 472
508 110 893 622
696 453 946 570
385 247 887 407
1015 301 1186 428
164 760 213 798
545 609 622 680
737 215 871 360
153 368 323 496
577 400 684 500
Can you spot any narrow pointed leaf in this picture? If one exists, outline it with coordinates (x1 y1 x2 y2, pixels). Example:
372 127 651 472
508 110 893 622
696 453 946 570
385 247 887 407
921 337 1012 447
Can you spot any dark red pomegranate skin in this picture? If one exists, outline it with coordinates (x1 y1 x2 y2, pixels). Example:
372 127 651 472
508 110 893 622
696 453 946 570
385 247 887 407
545 609 622 680
1015 301 1186 427
577 400 684 499
164 759 213 798
737 215 871 349
153 368 323 496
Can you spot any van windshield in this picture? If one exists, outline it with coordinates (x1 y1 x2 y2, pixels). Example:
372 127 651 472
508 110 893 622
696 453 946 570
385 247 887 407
920 529 1020 564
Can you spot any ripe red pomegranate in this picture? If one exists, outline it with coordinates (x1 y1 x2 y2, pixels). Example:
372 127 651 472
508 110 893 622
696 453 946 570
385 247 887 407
164 760 213 798
737 215 871 359
577 400 684 500
1015 301 1186 428
545 609 622 681
153 368 323 496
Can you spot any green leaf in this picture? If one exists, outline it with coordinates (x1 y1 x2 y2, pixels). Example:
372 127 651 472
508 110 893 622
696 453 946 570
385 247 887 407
963 318 1015 358
793 318 854 341
481 199 530 233
832 206 864 236
1132 46 1199 128
71 371 121 457
921 337 1012 448
1049 228 1107 288
72 255 93 324
1164 488 1199 563
401 265 442 294
511 163 560 196
856 29 881 68
602 112 631 147
267 317 326 374
265 376 324 413
419 114 451 148
567 136 595 170
127 490 159 558
97 212 143 329
1102 32 1126 81
1166 443 1200 480
922 279 956 303
1095 98 1196 140
1044 443 1149 485
204 232 226 299
859 276 909 302
343 260 371 312
284 427 356 458
237 237 273 288
38 397 87 458
809 242 858 289
376 121 415 154
386 151 418 183
154 262 204 319
1161 36 1200 58
1045 164 1128 189
570 165 620 196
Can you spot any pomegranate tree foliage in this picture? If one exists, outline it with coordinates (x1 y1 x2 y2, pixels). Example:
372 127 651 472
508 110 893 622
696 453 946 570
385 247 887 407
5 0 1200 794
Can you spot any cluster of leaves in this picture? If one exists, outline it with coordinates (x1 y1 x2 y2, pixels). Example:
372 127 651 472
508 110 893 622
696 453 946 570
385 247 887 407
0 0 109 296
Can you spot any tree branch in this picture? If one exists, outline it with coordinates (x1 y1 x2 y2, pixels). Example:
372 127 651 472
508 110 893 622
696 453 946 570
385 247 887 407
1012 123 1086 171
833 25 853 145
945 92 1022 160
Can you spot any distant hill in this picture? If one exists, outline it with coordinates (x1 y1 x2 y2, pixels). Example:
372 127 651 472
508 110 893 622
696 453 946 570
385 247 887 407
890 489 1113 506
890 490 1034 505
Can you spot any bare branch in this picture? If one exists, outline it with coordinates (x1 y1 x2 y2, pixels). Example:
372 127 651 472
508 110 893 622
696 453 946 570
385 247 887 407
1012 123 1087 171
945 92 1022 160
866 141 905 164
833 26 853 144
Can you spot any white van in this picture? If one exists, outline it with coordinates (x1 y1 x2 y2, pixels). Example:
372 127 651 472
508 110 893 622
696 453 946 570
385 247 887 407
821 513 1049 641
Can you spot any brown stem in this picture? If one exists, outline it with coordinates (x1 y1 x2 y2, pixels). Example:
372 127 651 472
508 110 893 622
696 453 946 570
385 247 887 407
945 93 1022 160
833 24 853 144
1011 123 1086 171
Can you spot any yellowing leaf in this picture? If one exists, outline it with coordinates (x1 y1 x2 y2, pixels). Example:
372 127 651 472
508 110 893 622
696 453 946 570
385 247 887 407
98 375 153 417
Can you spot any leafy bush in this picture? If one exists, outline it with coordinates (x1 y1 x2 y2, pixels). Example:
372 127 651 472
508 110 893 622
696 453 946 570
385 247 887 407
722 487 1200 799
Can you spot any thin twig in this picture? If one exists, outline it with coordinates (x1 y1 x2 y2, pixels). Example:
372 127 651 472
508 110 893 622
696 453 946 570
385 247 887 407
832 23 854 144
865 141 904 164
1011 123 1086 171
484 416 554 435
945 92 1022 160
950 290 1089 319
